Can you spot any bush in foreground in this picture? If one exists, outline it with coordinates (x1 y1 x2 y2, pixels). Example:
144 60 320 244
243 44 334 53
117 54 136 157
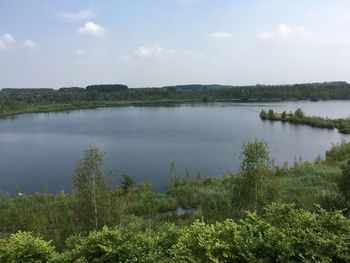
171 203 350 262
1 203 346 262
0 231 57 263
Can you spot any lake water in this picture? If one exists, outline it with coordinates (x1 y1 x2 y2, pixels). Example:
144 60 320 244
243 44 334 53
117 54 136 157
1 101 350 194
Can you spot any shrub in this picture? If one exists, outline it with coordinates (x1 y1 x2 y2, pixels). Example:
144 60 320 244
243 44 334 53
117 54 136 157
170 203 350 262
62 226 165 262
0 231 57 263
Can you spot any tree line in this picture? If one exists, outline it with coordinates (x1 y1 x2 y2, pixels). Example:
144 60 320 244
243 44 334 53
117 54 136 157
1 81 350 117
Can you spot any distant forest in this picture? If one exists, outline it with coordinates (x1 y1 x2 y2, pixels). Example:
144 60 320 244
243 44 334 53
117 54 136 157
1 81 350 116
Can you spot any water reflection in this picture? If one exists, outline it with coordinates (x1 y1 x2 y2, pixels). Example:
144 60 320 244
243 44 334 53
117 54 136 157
0 101 349 194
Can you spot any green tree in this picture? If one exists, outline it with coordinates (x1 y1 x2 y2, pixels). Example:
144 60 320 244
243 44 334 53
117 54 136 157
281 110 287 119
120 175 135 193
294 108 305 118
170 163 180 188
267 109 274 119
259 110 267 119
184 168 191 185
73 146 109 230
239 140 270 213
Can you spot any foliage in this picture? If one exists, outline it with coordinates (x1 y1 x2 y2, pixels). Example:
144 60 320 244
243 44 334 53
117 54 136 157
261 108 350 134
0 191 76 250
2 81 350 117
120 175 135 193
238 140 274 213
2 204 348 262
294 108 305 118
73 147 111 231
0 140 350 260
339 160 350 201
62 226 165 262
170 203 350 262
279 163 342 209
0 231 57 263
85 84 128 93
325 140 350 164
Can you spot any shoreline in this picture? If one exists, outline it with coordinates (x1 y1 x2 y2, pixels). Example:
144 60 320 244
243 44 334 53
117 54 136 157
1 97 347 119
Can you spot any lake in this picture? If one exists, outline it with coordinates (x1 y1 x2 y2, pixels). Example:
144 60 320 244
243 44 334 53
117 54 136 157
1 101 350 194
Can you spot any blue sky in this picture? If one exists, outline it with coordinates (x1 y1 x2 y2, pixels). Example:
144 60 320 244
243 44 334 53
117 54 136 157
1 0 350 88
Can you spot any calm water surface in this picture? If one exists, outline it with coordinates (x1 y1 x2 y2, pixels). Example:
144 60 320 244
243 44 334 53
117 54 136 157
1 101 350 194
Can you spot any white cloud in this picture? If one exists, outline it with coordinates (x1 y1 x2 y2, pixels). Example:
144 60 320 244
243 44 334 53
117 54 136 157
277 24 292 37
128 44 204 62
211 31 232 39
259 24 312 41
76 48 86 56
22 40 36 49
134 44 175 58
57 10 95 22
77 21 106 38
0 33 16 50
132 44 205 61
259 31 275 40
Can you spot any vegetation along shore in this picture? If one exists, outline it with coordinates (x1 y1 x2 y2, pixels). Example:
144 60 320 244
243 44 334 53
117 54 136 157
1 81 350 117
1 140 350 262
260 108 350 134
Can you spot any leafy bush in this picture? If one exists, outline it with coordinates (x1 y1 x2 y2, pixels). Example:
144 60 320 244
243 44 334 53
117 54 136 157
62 226 165 262
170 203 350 263
0 231 57 263
260 108 350 134
326 141 350 164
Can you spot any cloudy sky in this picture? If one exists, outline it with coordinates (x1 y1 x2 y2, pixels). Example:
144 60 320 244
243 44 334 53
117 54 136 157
1 0 350 88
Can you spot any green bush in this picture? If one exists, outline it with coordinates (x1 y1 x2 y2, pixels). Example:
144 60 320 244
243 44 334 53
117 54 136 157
170 203 350 263
0 231 58 263
326 141 350 163
339 126 350 134
62 226 165 262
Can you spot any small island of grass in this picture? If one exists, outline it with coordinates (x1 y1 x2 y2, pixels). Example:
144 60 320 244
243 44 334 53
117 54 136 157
260 108 350 134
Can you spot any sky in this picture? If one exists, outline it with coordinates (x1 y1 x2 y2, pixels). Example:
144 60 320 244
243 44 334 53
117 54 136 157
1 0 350 88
